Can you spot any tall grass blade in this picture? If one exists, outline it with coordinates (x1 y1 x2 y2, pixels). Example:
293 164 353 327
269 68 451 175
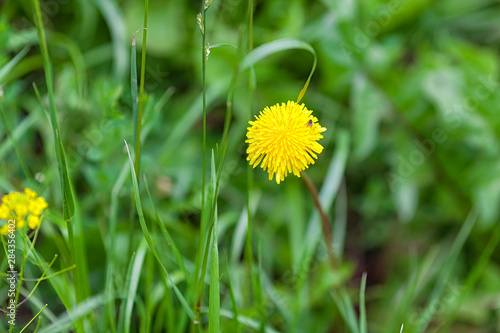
124 140 194 320
0 46 30 83
194 0 211 325
144 175 193 292
225 255 240 332
118 242 147 333
30 0 91 330
37 295 108 333
208 216 220 332
134 0 149 180
208 151 220 332
30 0 74 222
359 273 367 333
239 38 317 103
93 0 127 82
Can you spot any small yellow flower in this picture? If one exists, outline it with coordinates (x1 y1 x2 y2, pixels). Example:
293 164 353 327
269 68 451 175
25 188 37 199
16 218 25 228
0 204 9 219
246 101 327 184
0 188 48 233
28 215 40 229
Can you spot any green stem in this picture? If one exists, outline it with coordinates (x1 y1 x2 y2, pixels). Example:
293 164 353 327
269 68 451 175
31 0 85 330
300 171 338 270
134 0 149 182
194 1 209 325
195 56 239 324
244 0 264 330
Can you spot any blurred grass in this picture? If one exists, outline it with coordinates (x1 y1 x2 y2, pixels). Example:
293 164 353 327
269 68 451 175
1 0 500 332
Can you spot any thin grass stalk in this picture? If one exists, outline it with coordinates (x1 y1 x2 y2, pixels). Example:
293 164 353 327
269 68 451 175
193 0 209 325
359 273 367 333
129 2 148 262
134 0 149 180
125 141 194 320
208 153 220 332
30 0 74 223
225 254 240 332
245 0 264 329
144 175 194 293
193 1 215 326
19 304 47 333
131 28 146 150
257 238 266 332
195 63 238 322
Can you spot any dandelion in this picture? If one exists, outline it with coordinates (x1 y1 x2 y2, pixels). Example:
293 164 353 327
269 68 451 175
0 188 48 235
246 101 327 184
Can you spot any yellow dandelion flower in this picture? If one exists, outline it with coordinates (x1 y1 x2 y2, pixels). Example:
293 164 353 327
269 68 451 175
246 101 327 184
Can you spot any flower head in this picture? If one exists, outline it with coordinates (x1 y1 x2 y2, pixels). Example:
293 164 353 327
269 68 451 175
246 101 327 184
0 188 48 235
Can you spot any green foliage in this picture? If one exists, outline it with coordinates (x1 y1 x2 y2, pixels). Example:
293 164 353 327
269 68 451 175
1 0 500 332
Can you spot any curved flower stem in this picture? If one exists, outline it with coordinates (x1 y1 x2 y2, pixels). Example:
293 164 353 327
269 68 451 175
300 171 338 270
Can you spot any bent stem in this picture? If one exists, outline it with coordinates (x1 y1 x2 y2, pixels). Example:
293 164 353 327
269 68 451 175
300 171 337 270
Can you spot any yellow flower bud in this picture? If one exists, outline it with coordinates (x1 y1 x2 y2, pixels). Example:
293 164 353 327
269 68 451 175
24 188 37 199
28 215 40 229
0 204 10 219
16 218 25 228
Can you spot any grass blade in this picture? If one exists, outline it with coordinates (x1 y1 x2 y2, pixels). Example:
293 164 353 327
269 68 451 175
124 140 194 320
134 0 148 180
93 0 127 82
208 215 220 332
31 0 74 222
118 242 147 333
143 175 193 293
208 151 220 332
416 209 478 333
37 295 108 333
0 46 30 83
359 273 367 333
239 38 317 102
225 255 240 332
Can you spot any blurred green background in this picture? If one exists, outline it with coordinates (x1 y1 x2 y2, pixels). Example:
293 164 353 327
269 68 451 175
1 0 500 332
